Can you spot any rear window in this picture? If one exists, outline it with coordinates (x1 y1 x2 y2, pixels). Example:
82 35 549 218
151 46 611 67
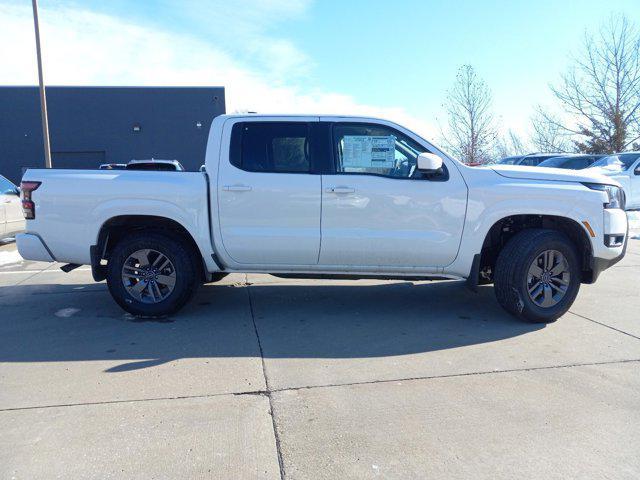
230 122 311 173
538 157 565 168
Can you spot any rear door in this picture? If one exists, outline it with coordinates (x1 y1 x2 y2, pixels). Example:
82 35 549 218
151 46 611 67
216 118 322 265
318 120 467 268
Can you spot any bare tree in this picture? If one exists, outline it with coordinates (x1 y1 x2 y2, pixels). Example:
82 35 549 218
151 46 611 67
548 14 640 153
531 108 573 153
494 129 527 159
441 65 497 163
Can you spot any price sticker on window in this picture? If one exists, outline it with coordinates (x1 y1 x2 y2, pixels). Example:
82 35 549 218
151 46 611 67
342 135 395 169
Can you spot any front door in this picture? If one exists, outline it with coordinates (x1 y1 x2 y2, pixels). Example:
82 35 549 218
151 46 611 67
217 120 321 265
319 122 467 268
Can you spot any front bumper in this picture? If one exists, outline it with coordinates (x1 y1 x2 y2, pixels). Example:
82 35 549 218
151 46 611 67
16 233 55 262
589 222 628 282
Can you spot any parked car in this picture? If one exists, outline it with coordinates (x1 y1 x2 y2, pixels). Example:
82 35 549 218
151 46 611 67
126 159 185 171
584 152 640 210
100 159 185 171
497 153 564 166
537 154 603 170
99 163 127 170
0 174 25 239
17 115 628 323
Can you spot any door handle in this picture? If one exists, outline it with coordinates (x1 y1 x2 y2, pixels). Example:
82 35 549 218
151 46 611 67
223 185 252 192
326 186 355 194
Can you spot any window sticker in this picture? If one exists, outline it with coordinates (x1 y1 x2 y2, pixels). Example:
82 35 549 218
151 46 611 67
342 135 395 169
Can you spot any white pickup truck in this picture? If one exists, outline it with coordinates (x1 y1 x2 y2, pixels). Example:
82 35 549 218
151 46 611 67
17 115 629 323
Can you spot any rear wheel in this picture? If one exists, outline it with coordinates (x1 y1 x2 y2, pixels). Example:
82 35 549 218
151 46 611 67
106 231 199 317
494 229 581 323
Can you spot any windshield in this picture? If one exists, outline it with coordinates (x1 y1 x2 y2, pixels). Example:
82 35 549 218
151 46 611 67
590 153 640 170
537 157 567 168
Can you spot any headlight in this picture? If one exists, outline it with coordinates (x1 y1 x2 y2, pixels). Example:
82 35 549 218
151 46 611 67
582 183 625 210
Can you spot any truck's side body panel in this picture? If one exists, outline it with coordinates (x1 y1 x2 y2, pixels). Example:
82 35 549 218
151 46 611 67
445 167 626 277
317 116 468 269
214 116 322 265
318 172 467 267
21 169 217 270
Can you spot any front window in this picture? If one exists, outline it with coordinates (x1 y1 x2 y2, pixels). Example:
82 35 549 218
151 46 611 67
333 124 429 178
537 157 566 168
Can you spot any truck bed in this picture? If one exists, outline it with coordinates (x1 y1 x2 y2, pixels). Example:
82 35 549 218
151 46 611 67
20 169 213 266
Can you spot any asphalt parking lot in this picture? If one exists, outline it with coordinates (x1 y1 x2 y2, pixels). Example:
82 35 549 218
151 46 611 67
1 238 639 479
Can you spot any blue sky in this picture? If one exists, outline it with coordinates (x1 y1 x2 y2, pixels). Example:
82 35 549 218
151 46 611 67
1 0 639 140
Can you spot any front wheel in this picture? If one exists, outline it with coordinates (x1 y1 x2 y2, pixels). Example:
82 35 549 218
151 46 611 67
106 231 199 317
494 229 581 323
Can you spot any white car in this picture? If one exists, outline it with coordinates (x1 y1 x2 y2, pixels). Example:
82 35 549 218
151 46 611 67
585 152 640 209
0 174 24 239
16 114 628 323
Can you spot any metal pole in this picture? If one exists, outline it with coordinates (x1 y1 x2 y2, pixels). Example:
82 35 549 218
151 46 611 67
31 0 52 168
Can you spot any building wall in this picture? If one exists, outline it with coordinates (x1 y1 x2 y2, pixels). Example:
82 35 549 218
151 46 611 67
0 86 225 184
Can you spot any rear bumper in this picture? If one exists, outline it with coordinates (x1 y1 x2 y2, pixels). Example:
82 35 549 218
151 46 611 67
16 233 55 262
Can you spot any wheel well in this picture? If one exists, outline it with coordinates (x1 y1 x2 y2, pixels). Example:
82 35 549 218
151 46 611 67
92 215 205 281
478 215 594 284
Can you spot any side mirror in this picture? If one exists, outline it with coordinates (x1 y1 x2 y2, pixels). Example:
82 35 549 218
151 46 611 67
417 153 443 172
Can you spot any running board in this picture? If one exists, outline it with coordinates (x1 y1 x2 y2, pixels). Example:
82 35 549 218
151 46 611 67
60 263 82 273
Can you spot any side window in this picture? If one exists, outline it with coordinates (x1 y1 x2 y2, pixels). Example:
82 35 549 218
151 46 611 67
520 157 540 166
230 122 310 173
333 124 428 178
0 175 16 194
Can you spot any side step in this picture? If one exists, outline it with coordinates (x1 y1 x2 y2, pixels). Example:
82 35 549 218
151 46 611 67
60 263 82 273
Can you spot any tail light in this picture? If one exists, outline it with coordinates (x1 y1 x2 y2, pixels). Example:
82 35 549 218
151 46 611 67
20 181 41 219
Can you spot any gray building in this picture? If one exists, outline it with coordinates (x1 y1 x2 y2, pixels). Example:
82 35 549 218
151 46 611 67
0 86 226 183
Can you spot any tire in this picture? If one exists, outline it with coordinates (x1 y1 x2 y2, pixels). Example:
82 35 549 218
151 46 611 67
494 229 581 323
106 230 200 317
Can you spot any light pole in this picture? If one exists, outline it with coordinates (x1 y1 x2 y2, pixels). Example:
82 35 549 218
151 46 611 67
31 0 52 168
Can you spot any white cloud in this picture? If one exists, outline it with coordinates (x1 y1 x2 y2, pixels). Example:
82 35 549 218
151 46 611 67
0 2 437 138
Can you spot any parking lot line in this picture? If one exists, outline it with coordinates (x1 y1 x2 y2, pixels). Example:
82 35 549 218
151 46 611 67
568 310 640 340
